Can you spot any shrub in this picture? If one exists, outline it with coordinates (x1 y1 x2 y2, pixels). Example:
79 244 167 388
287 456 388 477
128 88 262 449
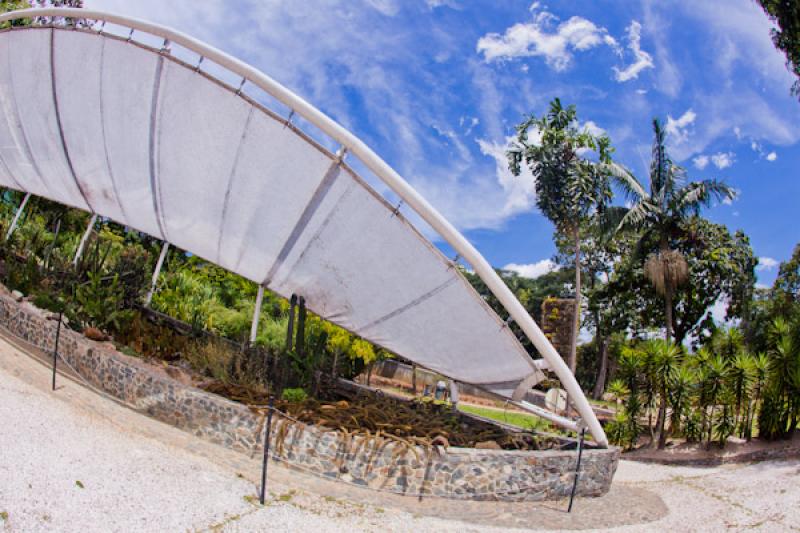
281 387 308 403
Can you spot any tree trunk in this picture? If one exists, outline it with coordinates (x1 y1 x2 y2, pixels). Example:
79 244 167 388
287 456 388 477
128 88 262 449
411 363 417 395
592 336 609 400
570 225 581 374
659 238 675 343
331 350 339 378
707 405 716 448
366 361 374 387
664 287 674 344
656 384 669 449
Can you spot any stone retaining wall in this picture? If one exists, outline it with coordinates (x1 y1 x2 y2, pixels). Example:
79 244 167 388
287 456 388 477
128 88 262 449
0 289 619 501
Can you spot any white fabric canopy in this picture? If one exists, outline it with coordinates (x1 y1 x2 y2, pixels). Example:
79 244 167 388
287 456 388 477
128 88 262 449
0 11 608 446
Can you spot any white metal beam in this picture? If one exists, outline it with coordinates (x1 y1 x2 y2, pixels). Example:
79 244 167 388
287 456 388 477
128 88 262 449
5 192 30 241
250 284 265 344
72 213 97 265
144 241 169 306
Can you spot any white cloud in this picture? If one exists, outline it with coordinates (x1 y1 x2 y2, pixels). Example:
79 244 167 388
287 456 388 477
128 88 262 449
664 109 696 144
582 120 606 137
476 8 615 70
766 151 777 162
426 0 459 8
503 259 559 279
643 1 800 160
613 21 654 82
710 151 734 169
693 154 709 170
364 0 400 16
757 257 779 271
710 297 729 325
476 135 538 217
733 126 742 139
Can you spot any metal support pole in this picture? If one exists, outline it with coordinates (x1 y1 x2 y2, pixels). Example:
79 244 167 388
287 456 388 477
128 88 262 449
72 213 97 266
567 427 587 513
144 241 170 306
52 309 63 391
286 295 297 351
5 192 30 241
296 296 306 356
250 285 265 345
259 396 275 505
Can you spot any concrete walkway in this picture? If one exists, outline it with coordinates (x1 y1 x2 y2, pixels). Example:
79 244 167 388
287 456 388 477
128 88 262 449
0 337 798 532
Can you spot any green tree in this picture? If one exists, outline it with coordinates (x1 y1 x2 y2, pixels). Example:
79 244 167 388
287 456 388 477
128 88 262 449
508 98 613 372
757 0 800 100
606 120 735 343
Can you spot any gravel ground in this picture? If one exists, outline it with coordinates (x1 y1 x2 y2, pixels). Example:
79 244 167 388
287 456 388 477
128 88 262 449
1 337 799 532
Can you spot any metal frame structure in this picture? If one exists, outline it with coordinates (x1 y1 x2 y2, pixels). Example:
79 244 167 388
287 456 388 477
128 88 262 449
0 7 607 447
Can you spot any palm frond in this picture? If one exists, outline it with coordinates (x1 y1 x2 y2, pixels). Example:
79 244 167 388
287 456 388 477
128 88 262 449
673 179 736 214
617 201 654 232
604 162 647 201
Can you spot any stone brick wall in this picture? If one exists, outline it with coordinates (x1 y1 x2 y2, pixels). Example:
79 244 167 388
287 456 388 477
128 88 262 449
0 289 618 501
541 297 576 361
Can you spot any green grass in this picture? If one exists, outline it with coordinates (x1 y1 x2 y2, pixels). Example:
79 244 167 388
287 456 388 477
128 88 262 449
458 404 551 432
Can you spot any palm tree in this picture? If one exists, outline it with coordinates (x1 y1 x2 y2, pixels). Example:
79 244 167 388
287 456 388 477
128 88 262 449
606 120 735 343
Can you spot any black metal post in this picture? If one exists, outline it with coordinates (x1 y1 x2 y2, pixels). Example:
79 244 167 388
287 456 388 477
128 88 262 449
296 296 306 356
51 309 63 391
286 295 297 351
259 396 275 505
567 427 586 513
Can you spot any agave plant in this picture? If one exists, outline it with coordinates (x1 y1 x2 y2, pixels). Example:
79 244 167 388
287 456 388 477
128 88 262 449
605 120 735 342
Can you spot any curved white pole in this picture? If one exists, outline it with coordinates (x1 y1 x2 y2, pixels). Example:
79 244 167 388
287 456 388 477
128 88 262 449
144 241 169 306
0 8 607 446
5 192 30 241
72 213 97 265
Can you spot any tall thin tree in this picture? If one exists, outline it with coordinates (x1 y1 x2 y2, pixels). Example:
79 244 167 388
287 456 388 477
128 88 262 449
508 99 613 373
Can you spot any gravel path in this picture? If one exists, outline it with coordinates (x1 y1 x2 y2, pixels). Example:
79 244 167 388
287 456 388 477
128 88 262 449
1 337 798 532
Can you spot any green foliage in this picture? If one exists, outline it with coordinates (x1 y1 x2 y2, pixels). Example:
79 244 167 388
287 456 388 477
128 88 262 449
757 316 800 439
508 98 613 231
281 387 308 403
606 410 639 450
757 0 800 99
508 98 614 371
75 272 132 332
605 120 736 343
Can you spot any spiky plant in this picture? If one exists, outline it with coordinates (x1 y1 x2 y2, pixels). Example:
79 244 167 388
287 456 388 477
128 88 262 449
644 339 683 448
668 364 695 438
743 352 770 440
728 352 754 434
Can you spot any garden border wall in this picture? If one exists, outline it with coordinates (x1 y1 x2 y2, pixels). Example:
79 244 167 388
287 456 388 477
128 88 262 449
0 287 619 501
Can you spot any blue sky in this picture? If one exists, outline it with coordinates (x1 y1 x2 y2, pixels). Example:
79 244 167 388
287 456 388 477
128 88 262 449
86 0 800 288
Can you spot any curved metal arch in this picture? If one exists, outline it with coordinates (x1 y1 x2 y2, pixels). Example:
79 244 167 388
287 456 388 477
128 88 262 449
0 8 607 446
